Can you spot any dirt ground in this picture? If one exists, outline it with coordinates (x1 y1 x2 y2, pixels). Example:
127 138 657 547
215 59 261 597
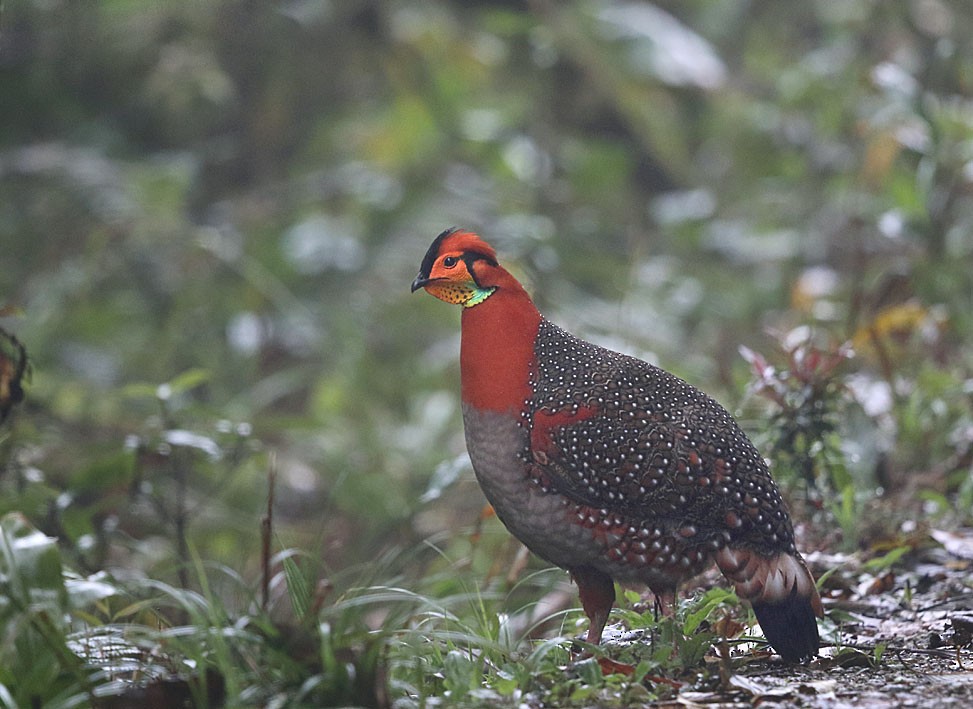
669 529 973 707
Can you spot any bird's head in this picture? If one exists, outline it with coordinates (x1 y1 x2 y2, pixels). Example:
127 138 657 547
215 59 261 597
411 228 501 307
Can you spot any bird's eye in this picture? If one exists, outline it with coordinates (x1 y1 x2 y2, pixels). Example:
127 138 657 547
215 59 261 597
443 256 459 268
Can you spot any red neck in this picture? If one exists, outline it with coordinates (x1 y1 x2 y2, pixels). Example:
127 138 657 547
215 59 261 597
460 269 541 414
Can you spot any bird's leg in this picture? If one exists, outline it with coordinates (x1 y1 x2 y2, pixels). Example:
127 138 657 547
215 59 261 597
649 586 680 660
652 588 675 621
570 566 615 645
571 566 635 676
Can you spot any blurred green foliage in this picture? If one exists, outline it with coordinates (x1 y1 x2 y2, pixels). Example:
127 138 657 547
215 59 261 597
1 0 973 704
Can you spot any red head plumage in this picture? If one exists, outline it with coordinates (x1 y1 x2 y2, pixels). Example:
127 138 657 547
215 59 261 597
417 228 498 275
412 227 540 412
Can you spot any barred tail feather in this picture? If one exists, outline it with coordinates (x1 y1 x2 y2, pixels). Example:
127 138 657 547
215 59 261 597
716 547 823 662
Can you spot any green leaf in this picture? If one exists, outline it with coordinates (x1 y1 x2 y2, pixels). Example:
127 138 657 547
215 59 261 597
443 650 477 697
166 368 212 396
863 545 910 572
683 587 737 635
282 554 312 621
574 656 603 686
0 513 67 620
64 571 119 609
120 383 161 400
73 449 135 495
0 683 16 709
493 668 519 696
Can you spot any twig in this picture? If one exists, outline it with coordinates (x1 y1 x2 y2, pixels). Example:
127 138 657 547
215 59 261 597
261 452 276 612
916 593 973 613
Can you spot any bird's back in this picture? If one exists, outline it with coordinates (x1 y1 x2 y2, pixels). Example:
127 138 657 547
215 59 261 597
526 319 800 569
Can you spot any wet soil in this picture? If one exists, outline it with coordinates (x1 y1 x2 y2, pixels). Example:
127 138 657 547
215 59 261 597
662 531 973 707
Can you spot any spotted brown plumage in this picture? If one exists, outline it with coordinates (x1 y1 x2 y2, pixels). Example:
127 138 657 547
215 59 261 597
412 227 822 662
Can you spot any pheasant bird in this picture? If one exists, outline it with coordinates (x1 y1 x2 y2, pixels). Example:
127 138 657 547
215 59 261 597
411 228 822 662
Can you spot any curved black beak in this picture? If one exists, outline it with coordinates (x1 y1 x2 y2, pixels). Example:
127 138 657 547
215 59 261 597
411 274 430 292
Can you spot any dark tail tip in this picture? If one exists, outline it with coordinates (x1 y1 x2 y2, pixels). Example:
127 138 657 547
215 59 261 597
751 588 820 663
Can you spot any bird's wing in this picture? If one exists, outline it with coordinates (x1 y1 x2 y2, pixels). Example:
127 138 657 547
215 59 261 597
528 321 792 547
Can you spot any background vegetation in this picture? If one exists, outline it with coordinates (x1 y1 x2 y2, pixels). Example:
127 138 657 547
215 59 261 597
1 0 971 706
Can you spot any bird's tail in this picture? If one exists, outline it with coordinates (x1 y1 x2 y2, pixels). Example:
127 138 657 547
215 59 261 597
715 546 823 662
